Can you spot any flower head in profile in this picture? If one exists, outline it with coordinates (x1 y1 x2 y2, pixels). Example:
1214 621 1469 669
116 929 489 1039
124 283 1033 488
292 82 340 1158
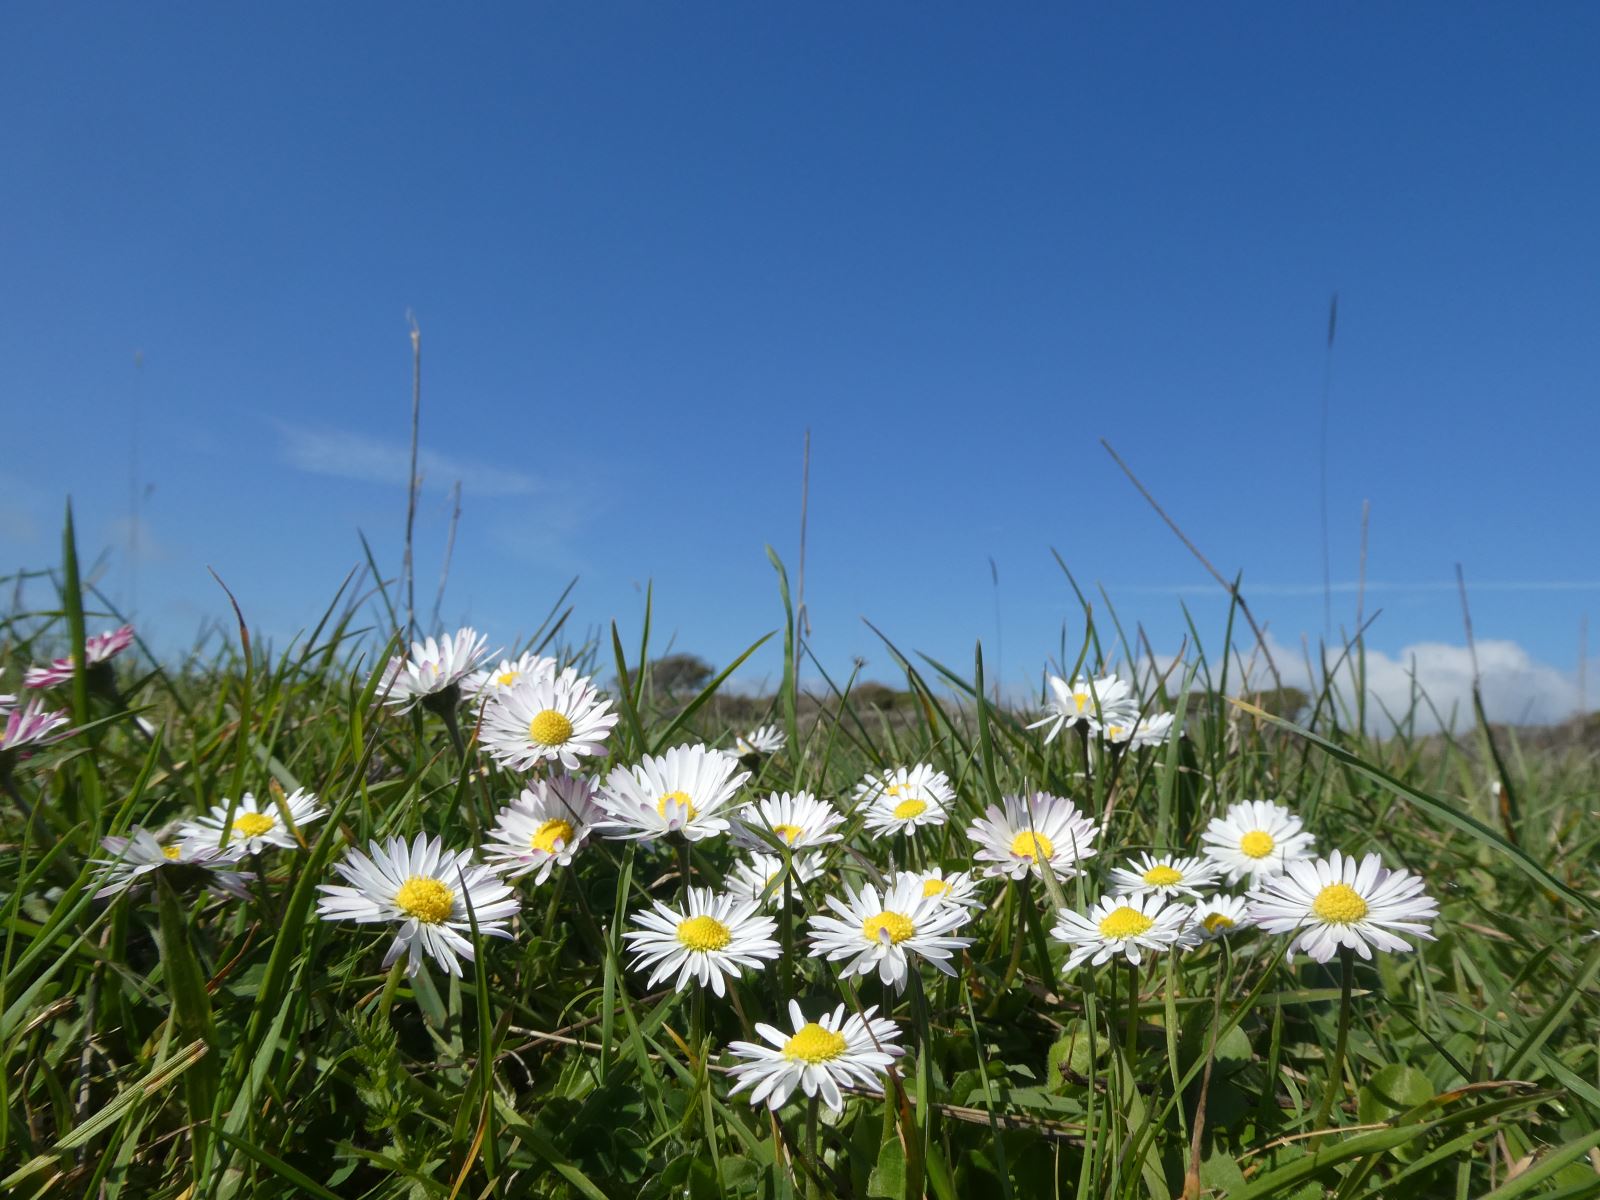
856 764 955 837
93 828 253 900
479 669 618 772
316 833 519 978
1201 800 1316 884
966 792 1100 881
464 652 559 705
807 876 974 991
1248 850 1438 963
727 1000 904 1113
24 625 136 689
1051 893 1198 969
1109 852 1221 900
179 789 326 855
482 774 604 884
725 852 824 908
733 791 845 851
1028 674 1139 742
1191 894 1251 941
0 699 73 760
892 867 983 910
595 744 749 842
1102 711 1178 750
623 887 780 996
734 725 786 757
379 628 490 712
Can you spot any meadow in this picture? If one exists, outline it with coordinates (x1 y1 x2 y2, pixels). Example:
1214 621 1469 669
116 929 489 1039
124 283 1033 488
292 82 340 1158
2 513 1598 1200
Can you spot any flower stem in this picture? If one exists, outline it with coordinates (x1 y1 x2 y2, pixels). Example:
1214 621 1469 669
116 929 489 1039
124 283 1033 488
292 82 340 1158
376 957 406 1024
1314 947 1355 1133
1125 959 1141 1065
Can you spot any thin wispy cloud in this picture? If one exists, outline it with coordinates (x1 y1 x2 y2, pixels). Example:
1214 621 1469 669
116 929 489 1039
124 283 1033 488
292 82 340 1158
278 426 540 498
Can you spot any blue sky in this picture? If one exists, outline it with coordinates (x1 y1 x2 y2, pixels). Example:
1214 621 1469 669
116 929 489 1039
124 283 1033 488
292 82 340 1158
3 5 1597 723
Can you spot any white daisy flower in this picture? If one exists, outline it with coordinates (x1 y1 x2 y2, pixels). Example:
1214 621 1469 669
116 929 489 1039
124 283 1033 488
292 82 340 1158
24 624 137 688
1100 711 1178 749
1108 852 1221 900
622 887 781 997
1247 850 1438 963
595 744 750 842
179 789 326 855
316 833 519 978
892 867 983 910
93 828 253 900
479 669 619 772
1191 894 1251 940
726 852 824 908
464 652 559 704
734 725 786 756
965 792 1100 881
1028 673 1140 742
379 627 490 712
481 774 604 884
807 877 974 991
727 1000 905 1113
851 763 956 813
733 791 845 851
1051 892 1199 969
1200 800 1317 884
0 698 73 757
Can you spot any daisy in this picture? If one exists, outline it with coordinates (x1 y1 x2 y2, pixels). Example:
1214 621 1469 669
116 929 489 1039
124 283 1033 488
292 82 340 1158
1028 673 1140 742
725 852 824 908
1052 892 1198 969
1248 850 1438 963
851 763 955 813
479 669 618 772
379 627 490 712
0 699 73 759
1101 711 1177 749
595 744 749 842
807 877 974 991
622 887 780 997
892 867 984 910
464 652 559 704
732 791 845 851
727 1000 904 1113
1191 894 1251 940
179 789 326 854
734 725 786 756
93 828 253 900
966 792 1100 881
1201 800 1317 884
1108 852 1221 900
24 625 137 689
482 774 604 884
316 833 519 978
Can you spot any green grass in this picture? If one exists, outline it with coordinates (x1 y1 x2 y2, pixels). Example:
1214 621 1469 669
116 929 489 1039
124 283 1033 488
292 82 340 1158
2 519 1599 1200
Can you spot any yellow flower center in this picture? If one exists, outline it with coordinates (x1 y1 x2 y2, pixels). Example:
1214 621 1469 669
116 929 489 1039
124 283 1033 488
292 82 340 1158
530 818 575 854
1238 830 1275 859
892 798 928 820
1010 831 1055 862
1141 865 1183 887
922 878 952 898
497 670 519 687
394 876 455 924
884 782 907 797
1106 725 1124 739
783 1022 849 1063
1073 692 1090 712
657 790 698 820
862 910 916 944
1311 883 1369 925
161 845 183 861
772 823 803 843
528 709 574 746
676 914 732 951
233 812 276 838
1203 912 1236 934
1098 906 1155 940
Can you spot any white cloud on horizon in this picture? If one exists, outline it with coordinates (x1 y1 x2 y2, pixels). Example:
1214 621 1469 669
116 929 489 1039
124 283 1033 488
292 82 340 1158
278 426 541 499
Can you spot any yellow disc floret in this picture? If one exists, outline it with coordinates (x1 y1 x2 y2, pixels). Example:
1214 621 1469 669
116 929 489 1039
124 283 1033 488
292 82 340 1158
862 910 916 945
922 878 952 898
1141 865 1183 887
233 812 276 839
1311 883 1369 925
162 845 183 861
783 1022 849 1063
394 876 455 924
892 798 928 820
1098 906 1155 940
657 790 698 820
772 823 803 843
1202 912 1236 934
1010 831 1055 862
528 709 574 747
1238 830 1275 859
530 818 574 854
676 914 732 951
497 670 520 687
